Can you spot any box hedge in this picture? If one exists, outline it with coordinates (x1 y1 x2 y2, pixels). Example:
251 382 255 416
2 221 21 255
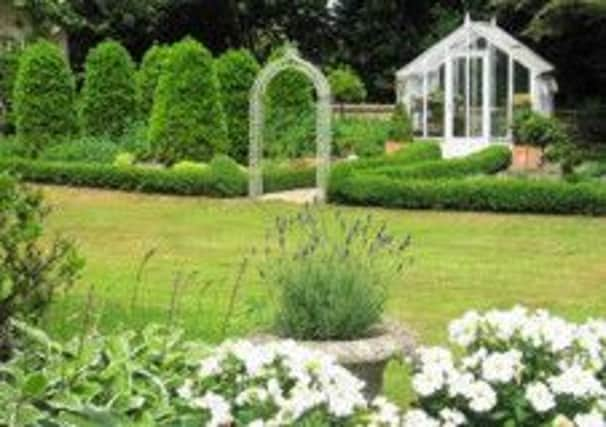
374 145 512 179
329 173 606 215
13 41 77 155
80 40 138 138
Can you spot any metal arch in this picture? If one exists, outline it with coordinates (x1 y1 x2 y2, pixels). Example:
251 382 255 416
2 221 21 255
249 48 332 202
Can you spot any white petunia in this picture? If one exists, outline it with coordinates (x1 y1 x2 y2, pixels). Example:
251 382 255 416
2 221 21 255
402 409 440 427
467 381 497 413
525 382 556 413
439 407 466 426
481 350 523 384
574 411 606 427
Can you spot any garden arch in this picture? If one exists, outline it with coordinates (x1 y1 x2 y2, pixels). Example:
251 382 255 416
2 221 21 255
249 48 332 202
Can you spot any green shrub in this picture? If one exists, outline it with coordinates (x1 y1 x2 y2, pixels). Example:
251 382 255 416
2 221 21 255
260 208 410 341
374 145 512 179
172 160 209 173
328 65 367 106
0 136 25 158
512 109 569 148
0 46 23 133
1 322 209 424
333 117 390 157
263 165 316 193
149 38 228 164
264 46 315 158
0 157 247 198
208 154 247 195
13 41 77 156
0 174 82 360
216 49 260 164
388 103 413 142
80 40 138 138
329 173 606 215
137 44 171 119
39 137 120 163
113 152 135 167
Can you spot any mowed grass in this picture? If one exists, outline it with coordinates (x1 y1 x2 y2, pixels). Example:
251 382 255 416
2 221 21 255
40 185 606 404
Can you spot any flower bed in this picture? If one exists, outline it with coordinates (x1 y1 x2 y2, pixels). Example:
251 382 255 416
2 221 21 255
403 307 606 427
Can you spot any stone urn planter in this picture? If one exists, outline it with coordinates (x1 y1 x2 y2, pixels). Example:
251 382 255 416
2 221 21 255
252 321 416 399
512 144 544 170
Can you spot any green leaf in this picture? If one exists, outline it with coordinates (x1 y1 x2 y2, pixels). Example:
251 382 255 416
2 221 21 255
23 372 48 397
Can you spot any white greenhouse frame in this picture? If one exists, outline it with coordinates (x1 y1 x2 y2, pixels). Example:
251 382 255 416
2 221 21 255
396 14 558 158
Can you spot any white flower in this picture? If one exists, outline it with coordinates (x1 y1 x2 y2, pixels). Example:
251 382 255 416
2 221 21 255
447 371 476 398
439 408 466 426
199 356 221 378
412 370 444 397
449 310 480 347
574 411 606 427
370 397 401 426
548 365 605 399
402 409 440 427
525 382 556 413
481 350 523 384
467 381 497 413
194 392 232 427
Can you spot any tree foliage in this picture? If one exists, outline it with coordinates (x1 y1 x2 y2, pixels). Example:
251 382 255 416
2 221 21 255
149 38 228 164
0 174 83 360
328 65 367 104
0 46 23 133
13 41 77 156
80 40 138 138
216 49 260 164
137 44 171 120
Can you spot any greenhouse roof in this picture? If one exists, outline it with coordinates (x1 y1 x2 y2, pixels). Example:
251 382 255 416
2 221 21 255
397 15 555 79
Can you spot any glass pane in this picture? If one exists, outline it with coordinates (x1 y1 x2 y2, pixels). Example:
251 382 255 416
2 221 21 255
407 76 424 137
453 58 466 137
491 48 509 138
514 61 531 113
469 57 483 137
427 65 445 137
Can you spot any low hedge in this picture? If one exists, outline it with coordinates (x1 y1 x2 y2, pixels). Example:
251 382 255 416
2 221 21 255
0 158 247 197
373 145 511 180
346 141 442 171
0 158 318 197
329 173 606 215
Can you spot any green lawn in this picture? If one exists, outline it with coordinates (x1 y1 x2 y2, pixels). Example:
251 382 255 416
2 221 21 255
41 185 606 404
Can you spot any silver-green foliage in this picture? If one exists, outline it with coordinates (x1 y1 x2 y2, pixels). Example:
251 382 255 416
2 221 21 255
260 207 410 341
0 321 210 426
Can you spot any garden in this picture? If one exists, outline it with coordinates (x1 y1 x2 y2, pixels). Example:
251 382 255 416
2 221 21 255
1 1 606 426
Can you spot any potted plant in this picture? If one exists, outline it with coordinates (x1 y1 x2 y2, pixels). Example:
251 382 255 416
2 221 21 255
386 103 413 154
255 207 415 398
511 108 568 171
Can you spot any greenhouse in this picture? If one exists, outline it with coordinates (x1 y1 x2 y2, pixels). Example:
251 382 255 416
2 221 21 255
396 14 558 157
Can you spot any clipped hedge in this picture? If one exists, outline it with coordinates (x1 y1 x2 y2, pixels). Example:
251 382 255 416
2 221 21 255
1 157 247 197
13 41 77 155
374 145 512 180
329 173 606 215
80 40 138 138
263 166 316 193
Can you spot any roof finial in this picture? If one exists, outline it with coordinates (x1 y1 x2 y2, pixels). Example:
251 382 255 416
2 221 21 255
491 16 497 26
465 12 471 27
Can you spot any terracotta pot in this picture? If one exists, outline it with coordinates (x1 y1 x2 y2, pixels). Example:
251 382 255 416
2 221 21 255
251 321 415 399
385 140 407 155
512 145 544 170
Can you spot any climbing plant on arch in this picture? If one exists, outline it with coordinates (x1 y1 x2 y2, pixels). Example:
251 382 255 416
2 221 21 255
249 48 332 202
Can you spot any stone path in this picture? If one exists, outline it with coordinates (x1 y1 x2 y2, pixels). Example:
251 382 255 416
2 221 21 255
259 188 321 204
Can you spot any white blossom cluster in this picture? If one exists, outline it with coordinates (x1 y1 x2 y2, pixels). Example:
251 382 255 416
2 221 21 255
178 339 401 426
404 306 606 427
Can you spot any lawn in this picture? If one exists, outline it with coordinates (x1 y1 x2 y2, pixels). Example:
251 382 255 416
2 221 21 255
41 185 606 404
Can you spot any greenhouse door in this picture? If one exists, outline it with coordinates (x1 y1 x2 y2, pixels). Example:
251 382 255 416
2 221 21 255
445 52 490 152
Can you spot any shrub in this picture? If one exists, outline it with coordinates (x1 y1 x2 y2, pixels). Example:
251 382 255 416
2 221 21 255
373 145 512 180
172 160 209 173
328 65 367 107
0 136 25 158
0 174 82 360
328 174 606 215
388 103 413 142
208 154 247 195
13 41 77 156
39 137 120 163
113 152 135 167
80 40 138 138
260 208 410 341
263 164 316 193
137 44 171 119
512 109 569 149
264 46 315 158
149 38 228 164
180 340 400 425
0 322 209 425
216 49 260 164
0 46 23 133
333 117 390 157
0 157 247 198
403 307 606 426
